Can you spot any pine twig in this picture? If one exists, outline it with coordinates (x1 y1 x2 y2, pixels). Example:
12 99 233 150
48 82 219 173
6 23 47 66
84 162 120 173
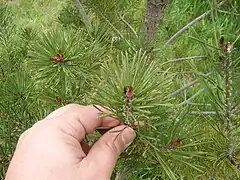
169 79 199 97
189 111 217 115
75 0 92 32
168 72 212 98
165 1 225 45
166 10 211 45
177 88 205 106
119 14 138 39
124 85 134 123
220 36 238 167
162 56 206 65
185 103 212 106
224 45 235 167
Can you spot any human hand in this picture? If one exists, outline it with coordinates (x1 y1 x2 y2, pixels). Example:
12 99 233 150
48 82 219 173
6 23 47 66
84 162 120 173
5 104 136 180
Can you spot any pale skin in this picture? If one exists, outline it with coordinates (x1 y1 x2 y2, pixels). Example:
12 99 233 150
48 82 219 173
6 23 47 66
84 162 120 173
5 104 136 180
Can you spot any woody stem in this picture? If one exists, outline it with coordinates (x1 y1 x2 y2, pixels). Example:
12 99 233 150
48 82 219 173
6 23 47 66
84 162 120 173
124 99 131 123
224 51 236 166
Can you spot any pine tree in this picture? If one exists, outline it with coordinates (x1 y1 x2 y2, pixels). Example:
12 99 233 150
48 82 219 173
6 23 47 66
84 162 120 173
0 0 240 179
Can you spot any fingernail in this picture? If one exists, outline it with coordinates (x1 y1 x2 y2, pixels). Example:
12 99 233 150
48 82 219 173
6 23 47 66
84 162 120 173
122 127 136 149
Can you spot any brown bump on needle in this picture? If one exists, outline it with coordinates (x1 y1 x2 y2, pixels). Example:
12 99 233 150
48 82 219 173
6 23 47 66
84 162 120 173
56 96 62 103
166 138 183 150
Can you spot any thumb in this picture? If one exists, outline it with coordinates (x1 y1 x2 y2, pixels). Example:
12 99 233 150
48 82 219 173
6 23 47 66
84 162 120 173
81 125 136 179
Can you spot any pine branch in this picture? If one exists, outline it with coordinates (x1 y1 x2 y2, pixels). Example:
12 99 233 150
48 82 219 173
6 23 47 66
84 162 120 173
168 72 213 99
169 79 199 97
143 0 167 47
223 42 237 167
162 56 206 65
119 14 138 39
166 10 211 45
74 0 92 32
165 1 225 45
189 111 217 115
177 88 205 106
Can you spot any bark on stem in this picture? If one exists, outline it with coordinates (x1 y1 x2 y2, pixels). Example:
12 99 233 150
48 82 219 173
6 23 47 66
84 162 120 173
143 0 167 48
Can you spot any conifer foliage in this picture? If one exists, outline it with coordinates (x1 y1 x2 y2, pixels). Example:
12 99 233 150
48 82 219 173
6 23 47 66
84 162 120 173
0 0 240 179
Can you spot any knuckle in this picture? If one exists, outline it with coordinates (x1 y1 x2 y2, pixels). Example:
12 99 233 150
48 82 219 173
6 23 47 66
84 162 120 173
17 129 31 145
104 140 119 155
65 103 82 109
19 131 27 141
